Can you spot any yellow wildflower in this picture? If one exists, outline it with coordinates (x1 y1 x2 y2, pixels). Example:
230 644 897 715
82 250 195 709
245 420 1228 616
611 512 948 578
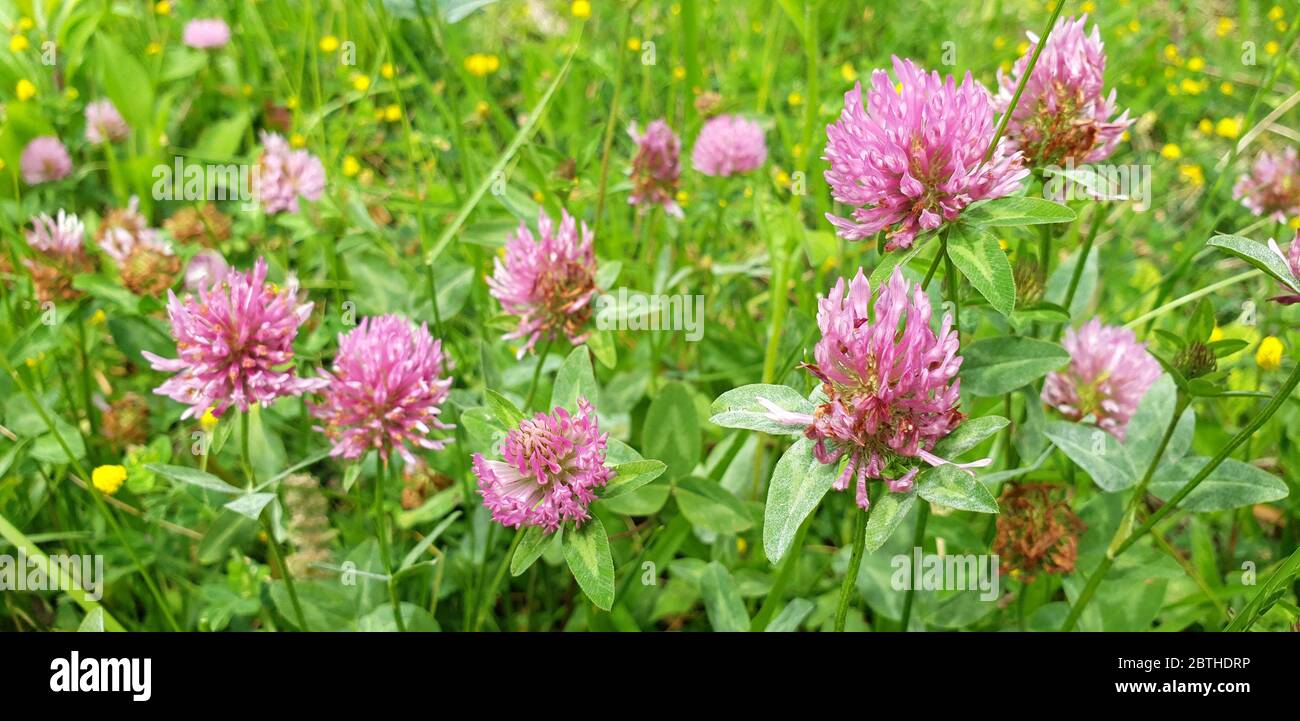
92 465 127 495
1257 336 1284 371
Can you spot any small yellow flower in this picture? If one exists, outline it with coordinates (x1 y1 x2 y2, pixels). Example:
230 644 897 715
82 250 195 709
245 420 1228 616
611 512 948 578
1257 336 1284 371
774 170 791 187
91 309 107 325
290 133 306 148
627 38 641 51
319 35 340 53
792 143 804 159
1265 40 1280 56
1187 56 1205 72
1080 0 1095 13
64 86 78 101
672 66 685 80
1179 164 1204 186
1180 78 1203 95
998 238 1009 251
286 95 299 110
1216 17 1234 37
10 35 29 52
840 62 857 83
1290 216 1300 231
15 78 35 100
1278 21 1289 32
154 1 171 16
200 407 220 432
1268 5 1284 22
571 0 591 19
146 41 162 55
1209 326 1224 343
1016 40 1029 55
351 73 371 92
17 17 33 31
675 190 689 206
1127 19 1139 33
1163 44 1180 62
787 91 802 107
92 465 127 495
1160 143 1182 160
993 36 1006 49
381 63 395 79
474 99 490 116
384 104 402 122
532 190 544 203
1220 82 1234 95
717 198 728 209
1215 117 1241 139
736 537 747 554
464 53 500 77
1197 118 1214 135
342 155 361 177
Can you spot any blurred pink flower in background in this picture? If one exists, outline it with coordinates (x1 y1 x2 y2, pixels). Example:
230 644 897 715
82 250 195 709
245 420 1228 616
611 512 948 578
311 315 454 464
183 18 232 49
20 136 72 185
97 197 171 264
691 114 767 177
1234 148 1300 224
1042 318 1161 440
256 132 326 214
474 398 613 532
25 210 85 256
84 99 130 144
824 57 1026 250
995 15 1133 166
629 119 683 217
184 250 230 292
488 209 599 358
143 258 325 419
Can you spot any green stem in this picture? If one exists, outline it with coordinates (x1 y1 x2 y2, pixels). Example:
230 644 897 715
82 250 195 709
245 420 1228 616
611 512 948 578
75 317 99 464
983 0 1066 161
375 457 406 632
524 338 554 412
474 528 524 631
242 411 308 631
751 513 812 631
898 501 931 632
943 233 961 337
1052 206 1102 341
833 506 871 632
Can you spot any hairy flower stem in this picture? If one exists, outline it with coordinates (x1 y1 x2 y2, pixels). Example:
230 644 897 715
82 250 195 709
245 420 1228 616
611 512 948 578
474 528 524 631
833 504 873 631
524 338 554 412
1052 205 1103 341
1064 365 1300 630
241 411 308 631
1060 396 1185 631
983 0 1067 161
899 501 931 631
75 317 100 464
943 234 961 337
375 458 406 632
752 513 813 630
